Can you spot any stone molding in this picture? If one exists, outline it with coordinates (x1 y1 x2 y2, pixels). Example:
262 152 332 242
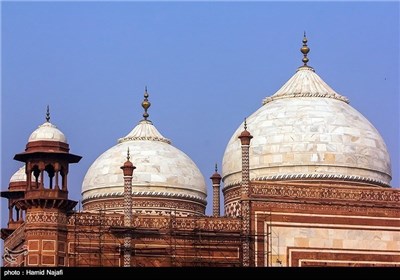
263 92 349 104
67 213 240 232
26 211 67 224
224 173 391 189
118 135 171 144
83 197 205 216
83 191 206 205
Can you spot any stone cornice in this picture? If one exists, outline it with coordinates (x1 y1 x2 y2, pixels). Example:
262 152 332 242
250 183 400 206
83 191 207 205
67 212 240 232
263 92 349 104
223 173 391 189
118 135 171 144
25 211 68 224
252 200 400 217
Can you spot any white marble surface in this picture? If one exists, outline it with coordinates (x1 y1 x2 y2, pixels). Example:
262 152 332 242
118 119 171 144
222 67 391 187
9 165 26 183
263 66 348 104
82 120 207 201
28 122 67 143
270 225 400 266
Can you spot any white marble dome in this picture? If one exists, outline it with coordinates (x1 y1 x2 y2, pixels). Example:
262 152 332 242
10 166 26 183
28 121 67 143
82 119 207 204
222 66 392 188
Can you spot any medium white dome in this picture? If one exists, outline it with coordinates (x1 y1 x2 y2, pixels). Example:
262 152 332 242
222 66 391 188
82 119 207 211
10 166 26 183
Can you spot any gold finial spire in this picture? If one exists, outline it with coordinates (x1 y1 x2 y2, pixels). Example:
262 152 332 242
46 105 50 122
142 86 151 120
301 31 310 66
215 163 218 173
244 117 247 130
127 147 130 161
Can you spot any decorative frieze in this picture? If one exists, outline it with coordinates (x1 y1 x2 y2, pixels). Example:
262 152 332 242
225 183 399 212
67 212 240 232
250 183 399 205
67 213 124 227
224 173 391 189
26 211 67 225
83 191 206 205
223 186 241 203
263 91 350 104
25 230 58 237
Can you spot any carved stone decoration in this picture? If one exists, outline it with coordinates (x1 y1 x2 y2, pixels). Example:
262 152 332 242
250 183 400 205
241 200 250 267
223 186 241 204
225 201 241 217
3 246 28 265
251 200 400 217
123 235 131 267
25 211 67 225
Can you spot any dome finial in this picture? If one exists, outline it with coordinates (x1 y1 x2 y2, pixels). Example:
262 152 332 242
215 163 218 173
126 147 130 161
301 31 310 66
142 86 151 120
46 105 50 122
244 117 247 130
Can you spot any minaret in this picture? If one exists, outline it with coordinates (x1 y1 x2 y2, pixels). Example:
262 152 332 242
210 164 222 217
120 148 136 267
238 118 253 267
11 107 81 267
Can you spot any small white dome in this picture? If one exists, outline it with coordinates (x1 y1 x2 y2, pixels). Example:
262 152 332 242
28 122 67 143
10 166 26 183
222 66 392 188
82 120 207 205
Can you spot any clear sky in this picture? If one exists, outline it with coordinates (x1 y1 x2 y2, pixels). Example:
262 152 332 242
1 1 399 228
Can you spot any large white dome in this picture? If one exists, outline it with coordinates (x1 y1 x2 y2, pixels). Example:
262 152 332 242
222 66 392 188
82 119 207 211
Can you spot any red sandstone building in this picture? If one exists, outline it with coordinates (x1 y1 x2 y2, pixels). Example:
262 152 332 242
2 36 399 267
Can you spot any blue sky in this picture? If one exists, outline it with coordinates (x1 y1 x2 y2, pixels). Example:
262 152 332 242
1 1 399 225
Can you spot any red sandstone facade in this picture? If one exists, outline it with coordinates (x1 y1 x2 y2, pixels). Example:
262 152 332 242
2 122 399 267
